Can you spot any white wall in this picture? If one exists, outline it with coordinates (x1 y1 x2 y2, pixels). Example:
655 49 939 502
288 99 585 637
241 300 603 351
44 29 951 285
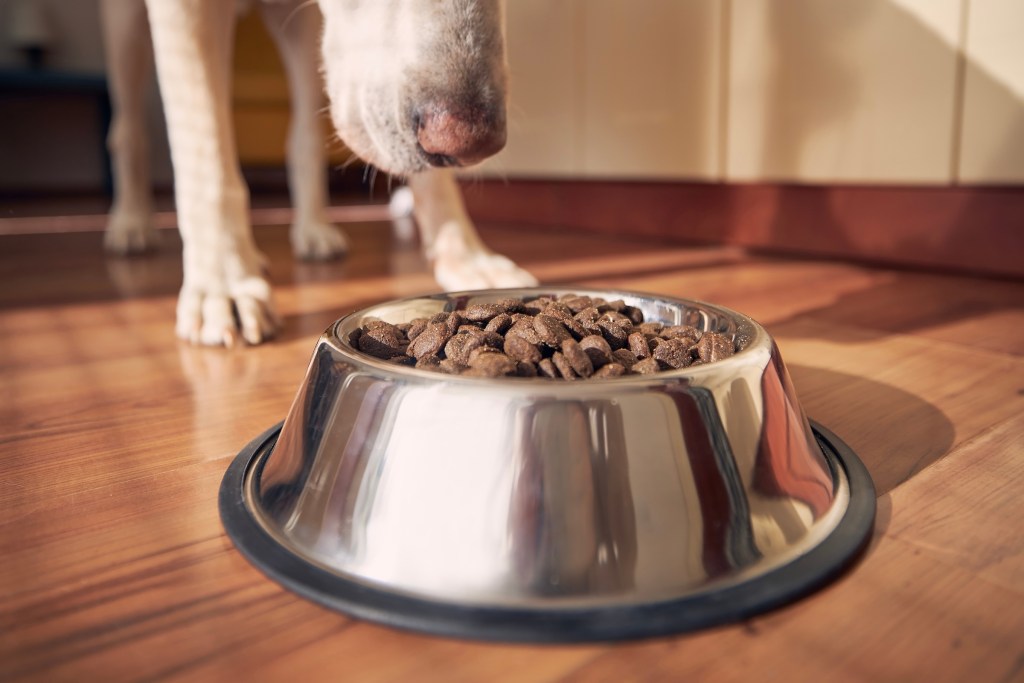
958 0 1024 183
482 0 1024 186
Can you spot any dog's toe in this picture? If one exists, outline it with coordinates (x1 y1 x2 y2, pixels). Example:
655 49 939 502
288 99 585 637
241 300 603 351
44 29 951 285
292 222 349 260
235 297 279 346
199 296 239 347
175 286 279 347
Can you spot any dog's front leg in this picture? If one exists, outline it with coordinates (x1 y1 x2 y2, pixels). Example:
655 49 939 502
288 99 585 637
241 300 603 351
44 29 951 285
258 0 348 261
145 0 278 346
408 169 538 290
100 0 159 254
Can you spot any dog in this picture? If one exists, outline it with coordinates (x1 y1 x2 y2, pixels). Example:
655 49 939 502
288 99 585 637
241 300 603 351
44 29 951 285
100 0 536 346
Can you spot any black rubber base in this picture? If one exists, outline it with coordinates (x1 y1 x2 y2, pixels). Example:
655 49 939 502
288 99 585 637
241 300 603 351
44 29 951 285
219 421 876 643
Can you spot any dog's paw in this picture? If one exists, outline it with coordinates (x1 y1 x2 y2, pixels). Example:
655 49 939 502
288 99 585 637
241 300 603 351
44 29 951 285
434 251 539 291
291 221 349 260
104 212 160 255
430 220 538 290
175 274 280 347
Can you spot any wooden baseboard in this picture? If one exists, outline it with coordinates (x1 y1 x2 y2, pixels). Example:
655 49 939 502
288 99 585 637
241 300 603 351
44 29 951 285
459 179 1024 278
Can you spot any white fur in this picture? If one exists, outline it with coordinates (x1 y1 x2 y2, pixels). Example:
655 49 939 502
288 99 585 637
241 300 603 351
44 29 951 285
101 0 534 347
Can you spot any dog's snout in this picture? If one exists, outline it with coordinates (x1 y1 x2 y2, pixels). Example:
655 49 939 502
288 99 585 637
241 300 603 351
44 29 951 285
414 103 506 168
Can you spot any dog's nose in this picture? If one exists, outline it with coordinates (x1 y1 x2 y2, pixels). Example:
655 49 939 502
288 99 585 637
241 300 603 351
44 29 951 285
415 103 506 168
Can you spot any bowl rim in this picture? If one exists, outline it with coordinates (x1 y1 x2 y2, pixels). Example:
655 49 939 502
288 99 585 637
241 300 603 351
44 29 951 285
323 287 770 387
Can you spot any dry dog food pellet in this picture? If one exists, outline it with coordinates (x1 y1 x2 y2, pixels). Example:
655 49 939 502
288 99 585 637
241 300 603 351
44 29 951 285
652 338 693 369
579 334 613 367
696 332 734 363
352 293 738 379
561 338 594 378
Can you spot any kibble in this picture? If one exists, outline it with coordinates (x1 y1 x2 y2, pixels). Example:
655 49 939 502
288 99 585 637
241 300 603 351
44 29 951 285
561 338 595 378
351 294 738 379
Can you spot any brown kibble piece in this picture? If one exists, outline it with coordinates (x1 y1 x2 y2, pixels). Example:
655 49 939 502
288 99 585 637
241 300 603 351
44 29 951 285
496 297 523 313
534 314 572 347
415 355 442 370
612 348 639 370
515 361 538 377
551 351 577 380
622 306 644 325
561 338 594 377
661 325 702 346
630 357 660 374
506 319 542 345
444 332 485 365
468 351 517 377
561 295 594 313
695 332 735 363
485 313 514 334
407 322 451 359
574 306 601 324
598 320 630 350
628 332 651 359
358 322 407 359
463 303 506 322
439 358 468 374
578 334 613 367
407 318 429 341
521 297 550 315
542 301 575 319
652 338 693 369
600 299 626 313
544 306 589 340
504 334 542 364
537 358 559 379
593 362 626 378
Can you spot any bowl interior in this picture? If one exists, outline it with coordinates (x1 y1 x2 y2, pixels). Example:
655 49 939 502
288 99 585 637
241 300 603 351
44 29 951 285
331 287 760 383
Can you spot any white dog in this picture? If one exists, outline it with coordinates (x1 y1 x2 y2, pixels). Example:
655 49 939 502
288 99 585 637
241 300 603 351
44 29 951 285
100 0 536 346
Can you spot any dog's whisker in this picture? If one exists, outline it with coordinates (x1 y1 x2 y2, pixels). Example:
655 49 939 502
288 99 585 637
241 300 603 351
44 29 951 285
340 152 363 170
368 166 380 196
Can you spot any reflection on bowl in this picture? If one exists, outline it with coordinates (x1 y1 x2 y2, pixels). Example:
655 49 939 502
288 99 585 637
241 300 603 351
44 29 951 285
220 288 875 642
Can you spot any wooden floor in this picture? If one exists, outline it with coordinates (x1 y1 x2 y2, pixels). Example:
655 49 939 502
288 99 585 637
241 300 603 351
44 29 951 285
1 214 1023 682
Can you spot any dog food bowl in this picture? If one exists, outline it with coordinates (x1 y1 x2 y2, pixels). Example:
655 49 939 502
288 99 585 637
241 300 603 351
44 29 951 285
220 288 875 642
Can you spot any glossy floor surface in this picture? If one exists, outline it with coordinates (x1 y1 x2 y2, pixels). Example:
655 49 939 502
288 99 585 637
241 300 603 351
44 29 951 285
2 214 1023 681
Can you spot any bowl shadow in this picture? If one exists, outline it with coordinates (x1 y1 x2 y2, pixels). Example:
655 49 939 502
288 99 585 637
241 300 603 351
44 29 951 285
789 364 955 499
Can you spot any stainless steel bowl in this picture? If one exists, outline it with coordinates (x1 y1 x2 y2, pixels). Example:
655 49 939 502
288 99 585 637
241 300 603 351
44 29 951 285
220 288 875 641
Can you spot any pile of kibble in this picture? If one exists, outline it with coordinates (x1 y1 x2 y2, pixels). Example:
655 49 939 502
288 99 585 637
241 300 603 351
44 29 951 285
348 294 736 379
